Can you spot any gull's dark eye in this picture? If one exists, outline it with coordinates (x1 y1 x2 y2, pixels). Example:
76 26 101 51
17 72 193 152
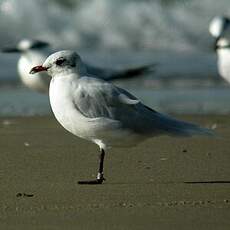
55 58 66 66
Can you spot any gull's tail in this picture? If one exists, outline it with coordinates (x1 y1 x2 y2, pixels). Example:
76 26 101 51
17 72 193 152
143 106 215 137
167 119 214 137
156 113 215 137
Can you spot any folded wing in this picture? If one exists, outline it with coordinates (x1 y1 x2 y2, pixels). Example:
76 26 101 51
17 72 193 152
73 77 213 137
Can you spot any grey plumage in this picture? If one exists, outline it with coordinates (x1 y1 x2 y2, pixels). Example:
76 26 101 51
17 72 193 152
72 76 213 138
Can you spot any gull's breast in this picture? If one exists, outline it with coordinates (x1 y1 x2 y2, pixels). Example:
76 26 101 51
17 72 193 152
49 78 147 148
217 50 230 83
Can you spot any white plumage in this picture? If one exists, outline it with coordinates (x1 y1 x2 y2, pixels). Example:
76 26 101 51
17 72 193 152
30 50 213 184
209 16 230 84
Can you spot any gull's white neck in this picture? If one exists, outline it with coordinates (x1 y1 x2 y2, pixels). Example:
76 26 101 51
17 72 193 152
49 67 85 81
49 70 88 137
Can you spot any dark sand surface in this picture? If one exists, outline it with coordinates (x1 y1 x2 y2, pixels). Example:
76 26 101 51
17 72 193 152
0 115 229 229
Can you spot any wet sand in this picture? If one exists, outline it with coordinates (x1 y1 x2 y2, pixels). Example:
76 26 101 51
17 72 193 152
0 115 229 229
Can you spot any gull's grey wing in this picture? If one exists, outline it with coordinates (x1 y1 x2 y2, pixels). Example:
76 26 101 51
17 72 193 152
85 63 156 81
73 77 140 119
73 77 213 137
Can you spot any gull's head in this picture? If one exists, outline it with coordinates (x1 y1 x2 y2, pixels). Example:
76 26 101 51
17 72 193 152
2 39 49 53
209 16 230 38
30 50 84 77
209 16 230 51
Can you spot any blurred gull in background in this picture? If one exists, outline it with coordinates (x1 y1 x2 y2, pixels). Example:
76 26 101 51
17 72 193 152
2 39 51 93
2 39 155 94
209 16 230 84
215 37 230 84
209 16 230 41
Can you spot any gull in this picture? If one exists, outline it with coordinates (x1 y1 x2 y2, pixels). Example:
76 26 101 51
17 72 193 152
214 37 230 84
2 39 155 94
2 39 51 93
209 16 230 84
30 50 213 184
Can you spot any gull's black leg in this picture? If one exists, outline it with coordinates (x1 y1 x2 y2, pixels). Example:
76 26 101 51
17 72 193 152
78 148 106 185
97 148 105 182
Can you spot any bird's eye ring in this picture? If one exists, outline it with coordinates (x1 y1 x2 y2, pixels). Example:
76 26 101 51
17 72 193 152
55 58 65 66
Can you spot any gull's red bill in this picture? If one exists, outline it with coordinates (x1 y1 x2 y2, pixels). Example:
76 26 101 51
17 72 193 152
30 65 48 74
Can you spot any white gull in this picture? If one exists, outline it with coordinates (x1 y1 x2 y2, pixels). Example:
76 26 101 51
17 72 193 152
209 16 230 84
30 50 213 184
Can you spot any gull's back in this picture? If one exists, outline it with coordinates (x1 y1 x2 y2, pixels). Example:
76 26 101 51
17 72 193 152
70 77 213 139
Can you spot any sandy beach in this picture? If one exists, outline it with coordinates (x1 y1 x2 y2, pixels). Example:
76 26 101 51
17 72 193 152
0 115 229 229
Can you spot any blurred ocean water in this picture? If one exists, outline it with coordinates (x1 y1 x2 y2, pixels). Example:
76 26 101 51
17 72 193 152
0 50 230 116
0 0 229 116
0 0 229 50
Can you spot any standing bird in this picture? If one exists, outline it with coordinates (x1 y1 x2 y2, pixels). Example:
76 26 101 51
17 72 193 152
30 50 213 184
2 39 155 94
209 16 230 84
